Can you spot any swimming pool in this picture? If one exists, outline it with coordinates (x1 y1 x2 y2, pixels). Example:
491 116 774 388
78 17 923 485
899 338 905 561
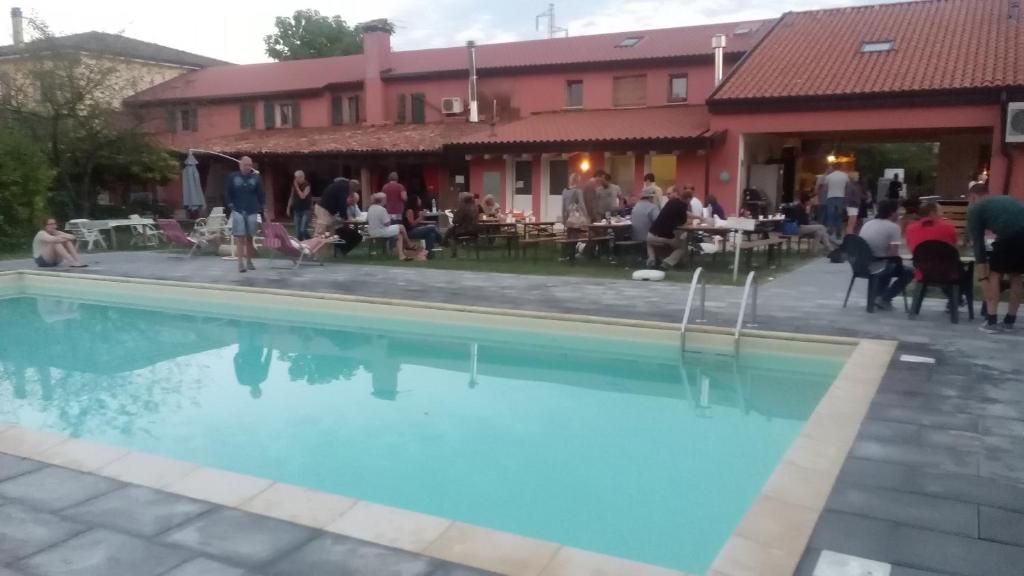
0 273 854 573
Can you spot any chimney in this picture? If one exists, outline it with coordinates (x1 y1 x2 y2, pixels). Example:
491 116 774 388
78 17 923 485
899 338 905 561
360 19 392 125
467 41 479 122
712 33 726 86
11 7 24 46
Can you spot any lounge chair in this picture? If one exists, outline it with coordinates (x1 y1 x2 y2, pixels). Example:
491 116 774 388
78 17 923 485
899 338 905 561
128 214 160 247
157 219 204 257
66 219 108 252
262 222 327 269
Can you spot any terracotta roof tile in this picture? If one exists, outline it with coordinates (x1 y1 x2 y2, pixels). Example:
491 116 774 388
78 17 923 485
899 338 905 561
197 122 485 155
0 31 227 68
450 106 711 146
714 0 1024 102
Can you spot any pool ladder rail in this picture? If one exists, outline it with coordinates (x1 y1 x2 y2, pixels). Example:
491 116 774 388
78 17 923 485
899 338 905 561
680 268 758 355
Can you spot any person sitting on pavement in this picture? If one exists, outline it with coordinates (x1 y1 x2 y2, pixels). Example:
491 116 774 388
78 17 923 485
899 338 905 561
33 217 87 268
367 192 413 261
403 192 442 257
968 188 1024 334
631 187 660 243
858 199 913 311
645 187 690 270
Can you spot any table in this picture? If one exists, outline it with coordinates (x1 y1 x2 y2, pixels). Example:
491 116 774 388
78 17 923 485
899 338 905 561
680 219 781 281
67 218 155 250
520 222 559 239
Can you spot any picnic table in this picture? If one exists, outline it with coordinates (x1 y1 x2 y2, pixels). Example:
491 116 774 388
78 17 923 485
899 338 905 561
67 218 155 250
679 217 783 280
520 221 559 238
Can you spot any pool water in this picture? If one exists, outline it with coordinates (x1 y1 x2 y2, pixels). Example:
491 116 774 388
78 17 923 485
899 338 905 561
0 290 843 572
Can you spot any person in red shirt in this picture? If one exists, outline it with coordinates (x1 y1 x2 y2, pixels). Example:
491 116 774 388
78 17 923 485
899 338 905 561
382 172 407 216
905 201 959 280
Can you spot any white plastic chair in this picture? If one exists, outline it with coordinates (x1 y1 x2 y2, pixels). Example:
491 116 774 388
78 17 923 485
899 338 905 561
128 214 159 247
67 219 108 251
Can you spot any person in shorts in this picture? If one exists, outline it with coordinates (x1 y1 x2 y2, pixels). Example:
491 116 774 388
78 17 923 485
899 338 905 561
32 217 86 268
226 156 265 273
968 188 1024 333
367 192 413 260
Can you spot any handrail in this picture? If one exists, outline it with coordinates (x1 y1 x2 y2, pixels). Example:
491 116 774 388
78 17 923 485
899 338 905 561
680 267 707 351
733 270 758 354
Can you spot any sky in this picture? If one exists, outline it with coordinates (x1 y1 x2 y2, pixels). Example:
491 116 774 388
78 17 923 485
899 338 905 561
1 0 904 64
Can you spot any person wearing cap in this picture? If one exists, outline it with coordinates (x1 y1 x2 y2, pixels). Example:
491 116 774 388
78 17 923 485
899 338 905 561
631 186 660 244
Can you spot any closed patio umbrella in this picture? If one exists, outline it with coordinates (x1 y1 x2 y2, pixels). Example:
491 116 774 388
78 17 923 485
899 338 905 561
181 151 206 212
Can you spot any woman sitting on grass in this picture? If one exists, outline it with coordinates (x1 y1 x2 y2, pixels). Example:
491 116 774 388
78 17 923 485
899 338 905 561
33 217 87 268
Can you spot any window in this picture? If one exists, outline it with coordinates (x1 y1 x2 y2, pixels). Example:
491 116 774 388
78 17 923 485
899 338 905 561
274 102 300 128
860 40 893 53
331 96 344 125
565 80 583 108
347 96 360 124
396 93 407 123
668 73 688 103
178 108 196 132
612 74 646 107
616 36 643 48
410 92 425 124
239 103 256 129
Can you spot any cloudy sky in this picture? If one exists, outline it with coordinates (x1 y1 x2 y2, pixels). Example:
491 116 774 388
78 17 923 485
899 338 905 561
3 0 901 64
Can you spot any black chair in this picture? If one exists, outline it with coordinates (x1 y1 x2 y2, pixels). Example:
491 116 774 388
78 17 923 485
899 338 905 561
911 240 974 323
840 235 908 313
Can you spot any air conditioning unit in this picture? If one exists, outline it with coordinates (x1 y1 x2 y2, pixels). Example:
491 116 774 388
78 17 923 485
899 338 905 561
1007 102 1024 143
441 97 464 115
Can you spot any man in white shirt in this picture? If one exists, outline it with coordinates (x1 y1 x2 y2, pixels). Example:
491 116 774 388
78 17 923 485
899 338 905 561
33 218 86 268
819 165 850 240
682 185 703 218
858 199 912 310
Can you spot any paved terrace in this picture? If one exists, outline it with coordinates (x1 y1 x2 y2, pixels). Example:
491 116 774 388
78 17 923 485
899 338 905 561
2 252 1023 575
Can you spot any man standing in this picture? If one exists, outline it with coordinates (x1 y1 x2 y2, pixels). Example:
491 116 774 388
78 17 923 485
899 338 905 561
594 171 620 219
858 199 912 311
819 164 850 241
226 156 264 273
315 177 349 236
382 172 407 216
642 173 665 208
887 173 904 200
968 189 1024 334
646 187 689 270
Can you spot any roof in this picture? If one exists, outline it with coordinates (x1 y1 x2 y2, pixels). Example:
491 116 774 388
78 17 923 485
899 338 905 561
196 122 486 155
128 19 770 103
0 31 227 68
449 105 711 146
713 0 1024 103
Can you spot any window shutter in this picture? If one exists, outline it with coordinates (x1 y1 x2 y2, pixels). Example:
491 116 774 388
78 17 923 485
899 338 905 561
264 100 275 129
291 102 301 128
331 96 343 125
240 105 247 129
612 75 647 107
348 96 359 124
165 108 177 133
411 93 425 124
190 108 198 132
396 93 406 123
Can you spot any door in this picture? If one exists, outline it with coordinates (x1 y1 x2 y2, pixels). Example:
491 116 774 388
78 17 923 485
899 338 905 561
482 171 501 200
649 154 676 192
512 160 533 214
543 158 569 221
607 154 635 198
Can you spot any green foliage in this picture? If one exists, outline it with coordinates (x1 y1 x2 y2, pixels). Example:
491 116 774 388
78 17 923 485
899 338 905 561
849 143 939 197
0 130 54 250
263 10 394 61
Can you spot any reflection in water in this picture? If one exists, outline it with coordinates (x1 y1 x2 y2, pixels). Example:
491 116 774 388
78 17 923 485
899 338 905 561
234 322 271 399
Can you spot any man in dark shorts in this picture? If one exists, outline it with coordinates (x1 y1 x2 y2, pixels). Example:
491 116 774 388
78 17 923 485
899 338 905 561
226 156 264 273
645 186 690 269
968 189 1024 333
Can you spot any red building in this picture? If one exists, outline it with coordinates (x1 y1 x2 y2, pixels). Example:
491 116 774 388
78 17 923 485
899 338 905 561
127 0 1024 219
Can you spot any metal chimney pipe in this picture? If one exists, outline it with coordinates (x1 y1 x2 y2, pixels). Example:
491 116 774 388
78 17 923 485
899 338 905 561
712 34 726 86
11 7 24 46
467 40 479 122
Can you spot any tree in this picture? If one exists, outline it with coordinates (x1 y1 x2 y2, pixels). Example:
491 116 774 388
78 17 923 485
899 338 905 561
263 10 395 61
0 129 54 250
0 19 177 219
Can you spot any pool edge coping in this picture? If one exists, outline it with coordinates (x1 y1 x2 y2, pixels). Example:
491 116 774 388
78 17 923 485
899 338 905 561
0 270 892 575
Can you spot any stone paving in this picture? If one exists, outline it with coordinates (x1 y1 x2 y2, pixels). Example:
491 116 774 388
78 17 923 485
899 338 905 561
3 251 1024 575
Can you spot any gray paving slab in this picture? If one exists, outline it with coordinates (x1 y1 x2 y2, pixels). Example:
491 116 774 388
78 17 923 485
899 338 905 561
62 485 214 538
893 523 1024 576
890 567 954 576
809 510 898 562
159 508 316 567
15 528 193 576
980 506 1024 548
866 404 979 433
0 466 123 512
426 563 501 576
0 454 43 482
0 504 87 563
826 483 978 537
980 416 1024 439
266 533 440 576
159 557 252 576
980 451 1024 484
0 567 26 576
849 439 979 475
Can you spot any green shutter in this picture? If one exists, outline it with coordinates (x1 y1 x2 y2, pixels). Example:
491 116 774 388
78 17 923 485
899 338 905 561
190 108 198 132
165 107 177 133
396 93 406 123
263 100 275 129
411 93 425 124
291 102 301 128
331 96 343 125
240 103 255 129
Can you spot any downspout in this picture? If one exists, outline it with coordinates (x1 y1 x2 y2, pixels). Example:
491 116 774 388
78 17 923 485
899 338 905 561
467 41 479 122
1001 90 1014 195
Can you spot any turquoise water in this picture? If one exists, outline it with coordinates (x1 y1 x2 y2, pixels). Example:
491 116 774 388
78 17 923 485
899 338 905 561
0 292 843 572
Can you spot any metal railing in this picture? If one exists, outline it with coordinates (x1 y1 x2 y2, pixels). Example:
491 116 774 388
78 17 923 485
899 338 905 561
680 267 707 351
733 270 758 354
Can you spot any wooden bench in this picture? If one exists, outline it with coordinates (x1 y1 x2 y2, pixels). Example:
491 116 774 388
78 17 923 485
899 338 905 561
939 203 969 244
518 236 559 262
738 236 786 267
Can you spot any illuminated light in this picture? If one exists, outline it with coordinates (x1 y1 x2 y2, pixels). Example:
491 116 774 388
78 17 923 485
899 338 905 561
580 158 591 172
826 154 837 164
